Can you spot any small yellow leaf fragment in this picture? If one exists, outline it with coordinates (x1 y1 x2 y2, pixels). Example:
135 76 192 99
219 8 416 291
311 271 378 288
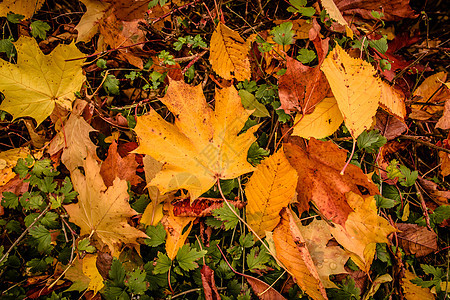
321 44 380 138
0 37 85 125
210 22 251 81
402 270 435 300
82 254 104 295
379 80 407 119
320 0 353 38
75 0 109 43
0 0 45 19
292 97 344 139
0 147 30 186
245 148 298 238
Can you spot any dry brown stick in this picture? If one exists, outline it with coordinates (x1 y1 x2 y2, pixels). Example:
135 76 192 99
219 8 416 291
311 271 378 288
398 135 450 154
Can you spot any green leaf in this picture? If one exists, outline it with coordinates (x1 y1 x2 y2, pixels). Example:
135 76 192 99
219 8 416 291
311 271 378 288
239 233 255 248
375 195 399 209
371 10 385 19
176 244 207 271
2 192 19 209
272 101 291 123
59 177 77 203
153 252 172 274
104 74 120 95
29 225 52 252
246 246 270 272
145 223 166 247
148 0 167 9
31 159 53 177
271 22 294 46
109 259 126 287
7 13 24 23
369 37 388 54
39 176 57 193
379 59 391 71
78 238 96 253
247 142 270 165
14 158 30 178
211 203 240 230
328 277 361 299
357 130 387 153
6 219 21 233
0 38 15 58
297 48 316 64
96 59 107 69
30 21 51 40
125 269 148 294
40 212 59 228
287 0 316 17
239 90 270 117
398 165 418 187
431 205 450 225
26 256 53 273
131 194 150 213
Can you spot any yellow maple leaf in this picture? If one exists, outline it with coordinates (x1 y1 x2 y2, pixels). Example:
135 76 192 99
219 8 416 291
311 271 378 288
328 192 396 273
0 37 85 126
134 80 258 200
75 0 109 43
273 209 328 300
245 148 298 238
64 154 148 256
209 22 251 81
0 0 44 19
321 44 380 138
292 97 344 139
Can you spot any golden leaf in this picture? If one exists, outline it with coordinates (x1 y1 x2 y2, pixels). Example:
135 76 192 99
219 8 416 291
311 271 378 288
64 154 148 256
319 0 353 38
209 22 251 81
245 148 298 238
328 192 396 273
321 44 380 138
402 270 435 300
0 147 30 186
75 0 109 43
292 97 344 139
379 81 407 119
134 80 258 200
273 209 328 300
0 0 44 19
412 71 448 114
0 37 85 126
82 254 104 295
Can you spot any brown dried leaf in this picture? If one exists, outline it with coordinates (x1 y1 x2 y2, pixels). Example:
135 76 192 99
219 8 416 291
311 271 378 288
397 223 438 257
172 198 245 217
374 110 407 140
335 0 418 21
284 138 379 226
100 141 142 187
201 265 221 300
436 100 450 130
245 275 286 300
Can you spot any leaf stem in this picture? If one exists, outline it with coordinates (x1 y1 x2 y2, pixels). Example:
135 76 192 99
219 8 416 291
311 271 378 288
340 138 356 175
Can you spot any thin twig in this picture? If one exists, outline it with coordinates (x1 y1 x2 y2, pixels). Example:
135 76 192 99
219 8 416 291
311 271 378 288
398 135 450 154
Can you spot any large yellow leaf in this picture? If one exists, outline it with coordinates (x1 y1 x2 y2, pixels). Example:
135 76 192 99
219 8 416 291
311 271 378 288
0 37 85 126
245 148 298 238
292 97 344 139
209 22 251 81
321 44 380 138
328 192 396 273
0 0 44 19
134 80 258 200
64 154 148 256
273 209 328 300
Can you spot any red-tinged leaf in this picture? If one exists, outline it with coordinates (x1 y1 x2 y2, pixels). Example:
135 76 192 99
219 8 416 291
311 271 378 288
334 0 418 21
396 223 438 257
201 265 221 300
172 197 245 217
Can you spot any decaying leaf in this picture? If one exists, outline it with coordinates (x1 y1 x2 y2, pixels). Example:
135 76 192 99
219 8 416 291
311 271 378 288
48 111 97 172
439 151 450 177
320 0 353 38
273 208 328 300
299 218 350 288
334 0 418 21
436 100 450 130
379 81 407 120
321 44 380 138
161 201 195 260
65 254 104 294
396 223 438 257
0 37 85 126
292 97 343 139
64 154 148 256
209 22 251 81
0 0 45 19
100 141 142 187
201 265 221 300
134 79 258 200
245 274 287 300
172 197 245 217
284 138 379 226
278 38 330 114
245 148 298 238
328 192 396 273
75 0 109 42
374 110 407 140
412 72 448 115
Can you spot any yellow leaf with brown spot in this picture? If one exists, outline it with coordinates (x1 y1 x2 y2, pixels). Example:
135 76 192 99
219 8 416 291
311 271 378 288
64 154 148 256
82 254 104 295
134 80 258 200
210 22 251 81
321 44 380 138
402 270 434 300
292 97 343 139
246 148 298 238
